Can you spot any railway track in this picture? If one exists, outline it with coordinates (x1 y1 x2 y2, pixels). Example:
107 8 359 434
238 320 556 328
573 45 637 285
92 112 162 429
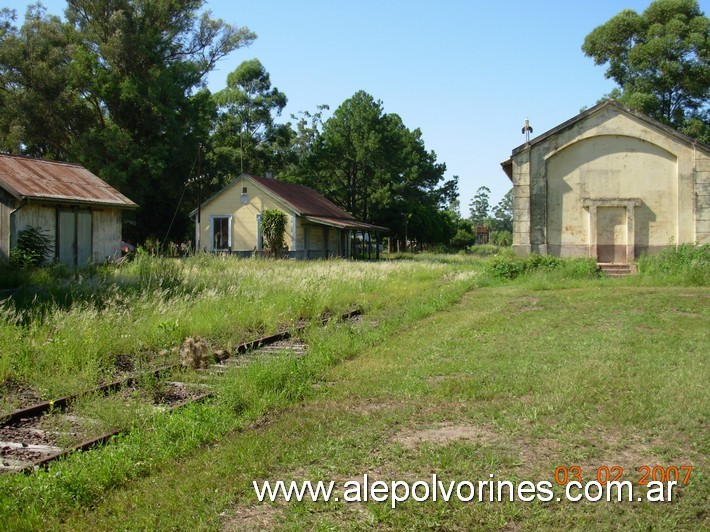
0 309 361 473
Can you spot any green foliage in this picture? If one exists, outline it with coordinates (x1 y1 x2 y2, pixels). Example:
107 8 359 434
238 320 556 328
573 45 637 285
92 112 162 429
0 1 256 242
209 59 293 179
485 253 599 281
130 250 184 291
466 244 503 257
582 0 709 134
488 230 512 247
637 243 710 284
260 209 287 257
9 226 53 267
296 91 457 249
469 186 491 226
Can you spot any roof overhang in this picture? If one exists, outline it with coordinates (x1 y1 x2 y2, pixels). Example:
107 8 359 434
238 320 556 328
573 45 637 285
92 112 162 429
304 215 389 232
19 194 138 209
501 159 513 181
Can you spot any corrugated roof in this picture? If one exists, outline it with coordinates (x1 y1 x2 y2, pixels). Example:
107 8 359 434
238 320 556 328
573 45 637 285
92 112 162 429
304 215 389 232
247 174 357 220
0 153 137 208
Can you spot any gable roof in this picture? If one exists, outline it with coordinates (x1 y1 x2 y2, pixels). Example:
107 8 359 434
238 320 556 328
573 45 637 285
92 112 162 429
513 100 710 156
0 153 137 208
194 173 388 232
501 100 710 180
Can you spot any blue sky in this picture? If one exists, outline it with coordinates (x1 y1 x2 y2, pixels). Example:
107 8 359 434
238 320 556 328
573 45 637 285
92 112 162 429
5 0 709 210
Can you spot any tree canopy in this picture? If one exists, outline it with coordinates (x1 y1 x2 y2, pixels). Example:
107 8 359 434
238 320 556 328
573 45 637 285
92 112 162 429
296 90 457 250
1 6 464 250
582 0 709 141
0 0 255 241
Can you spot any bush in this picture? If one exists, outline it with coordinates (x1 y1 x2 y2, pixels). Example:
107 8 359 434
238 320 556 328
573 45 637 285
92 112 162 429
485 253 599 281
466 244 504 257
261 210 287 258
637 243 710 285
10 226 53 267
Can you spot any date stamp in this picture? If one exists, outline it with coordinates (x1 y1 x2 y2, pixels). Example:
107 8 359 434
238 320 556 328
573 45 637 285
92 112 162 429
554 465 693 486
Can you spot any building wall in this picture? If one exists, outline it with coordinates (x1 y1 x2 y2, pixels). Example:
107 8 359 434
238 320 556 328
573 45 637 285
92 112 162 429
546 135 678 257
511 105 709 259
198 176 295 252
92 208 122 262
11 202 56 263
0 190 15 262
8 202 123 265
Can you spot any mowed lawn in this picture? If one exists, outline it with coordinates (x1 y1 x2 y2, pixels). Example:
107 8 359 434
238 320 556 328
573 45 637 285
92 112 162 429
58 284 709 530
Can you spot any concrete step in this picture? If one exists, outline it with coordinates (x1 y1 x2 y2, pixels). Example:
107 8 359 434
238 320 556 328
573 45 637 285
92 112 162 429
598 263 637 277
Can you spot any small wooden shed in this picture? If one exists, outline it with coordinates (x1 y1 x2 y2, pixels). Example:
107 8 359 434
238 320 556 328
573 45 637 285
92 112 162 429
0 153 137 266
191 173 388 259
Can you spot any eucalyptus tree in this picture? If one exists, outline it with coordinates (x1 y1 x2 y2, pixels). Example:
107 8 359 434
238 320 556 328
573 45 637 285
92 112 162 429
209 58 291 182
582 0 709 140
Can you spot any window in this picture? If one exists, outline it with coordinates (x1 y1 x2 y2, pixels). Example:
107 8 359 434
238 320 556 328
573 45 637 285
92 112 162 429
211 215 232 251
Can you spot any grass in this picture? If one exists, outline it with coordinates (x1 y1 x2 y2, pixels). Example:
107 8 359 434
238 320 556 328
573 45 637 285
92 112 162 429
0 254 477 404
0 251 707 529
36 283 707 531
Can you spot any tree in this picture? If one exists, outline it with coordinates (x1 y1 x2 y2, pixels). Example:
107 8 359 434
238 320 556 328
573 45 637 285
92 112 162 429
469 186 491 227
0 5 93 158
210 59 291 180
0 0 256 242
300 91 456 249
582 0 709 140
491 188 513 232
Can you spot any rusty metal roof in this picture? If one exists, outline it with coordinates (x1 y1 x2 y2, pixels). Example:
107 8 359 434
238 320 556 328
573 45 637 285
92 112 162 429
0 153 137 208
248 174 388 232
304 215 389 232
247 174 355 219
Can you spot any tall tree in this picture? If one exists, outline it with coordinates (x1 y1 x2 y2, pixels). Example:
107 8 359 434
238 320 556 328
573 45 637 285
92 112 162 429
582 0 709 140
0 0 255 242
0 5 93 159
302 91 456 249
469 186 491 227
209 58 291 182
491 188 513 232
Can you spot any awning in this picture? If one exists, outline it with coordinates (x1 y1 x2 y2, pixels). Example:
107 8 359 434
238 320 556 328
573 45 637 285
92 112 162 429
303 215 389 232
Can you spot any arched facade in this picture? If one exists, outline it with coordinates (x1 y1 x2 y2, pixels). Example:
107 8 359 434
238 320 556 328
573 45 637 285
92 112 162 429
501 101 710 262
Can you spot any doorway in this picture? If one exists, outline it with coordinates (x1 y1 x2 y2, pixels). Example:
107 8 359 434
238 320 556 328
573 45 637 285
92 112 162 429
596 207 626 263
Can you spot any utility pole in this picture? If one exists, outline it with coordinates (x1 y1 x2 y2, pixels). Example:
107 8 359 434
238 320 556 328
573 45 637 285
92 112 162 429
195 144 203 251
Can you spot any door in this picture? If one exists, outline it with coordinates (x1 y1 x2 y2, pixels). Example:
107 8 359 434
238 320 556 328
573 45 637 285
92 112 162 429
58 209 93 266
596 207 626 263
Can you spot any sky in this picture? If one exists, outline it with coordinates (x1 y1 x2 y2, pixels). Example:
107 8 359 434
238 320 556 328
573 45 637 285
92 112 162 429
4 0 709 210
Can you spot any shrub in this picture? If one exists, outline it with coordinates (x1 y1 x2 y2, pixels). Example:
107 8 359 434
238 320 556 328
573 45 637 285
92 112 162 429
10 226 53 267
637 243 710 285
261 210 287 257
484 253 599 281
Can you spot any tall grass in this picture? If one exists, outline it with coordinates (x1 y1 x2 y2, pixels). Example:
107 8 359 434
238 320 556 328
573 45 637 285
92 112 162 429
0 257 478 529
637 243 710 285
0 255 478 401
